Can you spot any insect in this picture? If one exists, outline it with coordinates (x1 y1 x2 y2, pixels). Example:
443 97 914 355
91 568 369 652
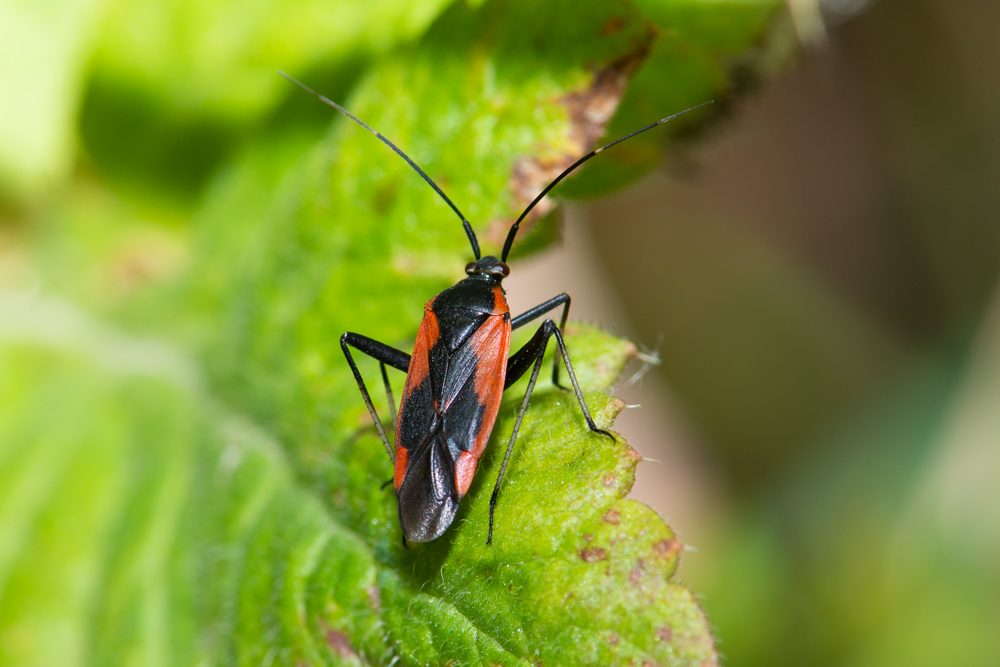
280 71 710 544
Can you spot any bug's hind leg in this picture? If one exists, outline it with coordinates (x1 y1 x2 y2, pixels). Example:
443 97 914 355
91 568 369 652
341 332 410 461
488 319 614 545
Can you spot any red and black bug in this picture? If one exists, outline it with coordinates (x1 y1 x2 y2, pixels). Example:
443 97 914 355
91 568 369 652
280 71 709 544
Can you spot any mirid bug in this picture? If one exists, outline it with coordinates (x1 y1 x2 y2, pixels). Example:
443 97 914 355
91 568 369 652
280 71 710 544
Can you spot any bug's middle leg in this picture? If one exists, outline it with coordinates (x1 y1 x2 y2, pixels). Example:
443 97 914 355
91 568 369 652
488 318 614 544
341 332 410 461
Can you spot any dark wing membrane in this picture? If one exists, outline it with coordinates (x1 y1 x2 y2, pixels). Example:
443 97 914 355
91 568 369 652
396 431 459 542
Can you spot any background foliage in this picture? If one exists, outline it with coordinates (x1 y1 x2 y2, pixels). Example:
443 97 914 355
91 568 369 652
578 2 1000 666
0 1 793 666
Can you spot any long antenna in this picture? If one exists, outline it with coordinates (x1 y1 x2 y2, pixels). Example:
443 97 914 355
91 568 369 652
279 71 481 260
501 100 714 262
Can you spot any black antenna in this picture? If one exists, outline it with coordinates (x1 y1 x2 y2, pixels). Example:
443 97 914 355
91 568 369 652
279 71 481 260
501 100 714 262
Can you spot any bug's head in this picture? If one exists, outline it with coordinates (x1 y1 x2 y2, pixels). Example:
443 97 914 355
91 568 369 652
465 255 510 281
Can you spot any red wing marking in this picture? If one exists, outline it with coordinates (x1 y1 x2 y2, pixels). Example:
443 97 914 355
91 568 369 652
492 285 509 314
454 451 478 498
399 299 439 410
393 447 408 490
468 314 511 458
423 298 440 345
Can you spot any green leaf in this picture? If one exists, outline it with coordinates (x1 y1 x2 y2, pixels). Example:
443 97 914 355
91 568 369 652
324 323 715 664
0 295 381 667
3 0 798 664
0 300 712 666
174 0 726 662
188 0 662 446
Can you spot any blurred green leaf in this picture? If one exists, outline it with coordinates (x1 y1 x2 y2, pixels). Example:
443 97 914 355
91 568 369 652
563 0 789 197
0 0 105 201
683 302 1000 667
78 0 455 203
92 0 455 119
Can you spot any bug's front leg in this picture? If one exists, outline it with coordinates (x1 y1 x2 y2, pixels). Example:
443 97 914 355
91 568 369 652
488 319 614 544
340 332 410 461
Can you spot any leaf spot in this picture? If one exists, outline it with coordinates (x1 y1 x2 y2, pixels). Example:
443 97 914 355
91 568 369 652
602 508 621 524
563 49 648 152
367 585 381 612
601 17 627 37
579 547 607 562
653 539 682 558
496 46 649 244
325 629 357 658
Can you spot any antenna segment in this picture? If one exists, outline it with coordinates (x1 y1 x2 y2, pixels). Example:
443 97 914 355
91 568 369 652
500 100 714 262
279 71 481 260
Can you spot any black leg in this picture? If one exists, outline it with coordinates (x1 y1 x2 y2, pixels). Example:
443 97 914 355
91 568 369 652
488 319 614 545
510 293 570 330
379 362 397 428
510 293 571 390
341 332 411 461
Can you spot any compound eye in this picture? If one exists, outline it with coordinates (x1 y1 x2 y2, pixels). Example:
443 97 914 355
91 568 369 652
498 263 510 277
465 262 477 274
